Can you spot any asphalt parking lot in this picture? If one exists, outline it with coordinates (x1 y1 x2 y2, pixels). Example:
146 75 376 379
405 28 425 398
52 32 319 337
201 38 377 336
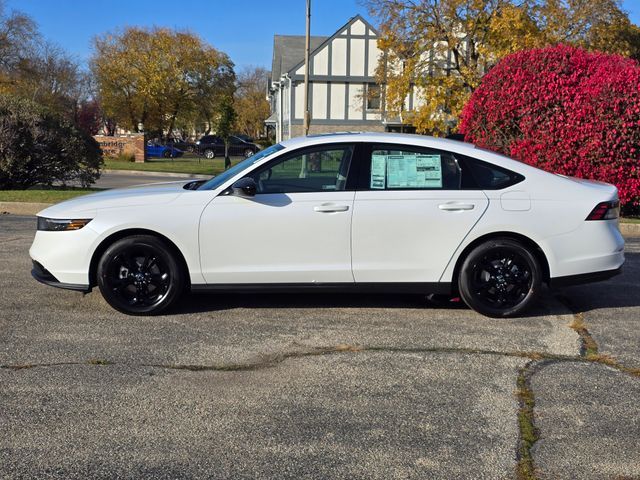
1 214 639 479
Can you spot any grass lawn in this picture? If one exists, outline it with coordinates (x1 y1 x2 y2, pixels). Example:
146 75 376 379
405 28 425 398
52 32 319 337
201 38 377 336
104 155 244 175
0 188 98 203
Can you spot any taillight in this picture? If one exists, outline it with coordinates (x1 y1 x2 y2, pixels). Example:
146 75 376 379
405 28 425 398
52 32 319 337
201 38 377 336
585 201 620 220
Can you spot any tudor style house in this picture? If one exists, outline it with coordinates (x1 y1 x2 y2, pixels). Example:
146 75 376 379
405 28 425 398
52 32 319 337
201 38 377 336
268 15 415 141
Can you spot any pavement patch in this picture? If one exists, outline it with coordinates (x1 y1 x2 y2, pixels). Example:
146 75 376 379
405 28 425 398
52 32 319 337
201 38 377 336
530 361 640 479
1 352 526 479
556 237 640 370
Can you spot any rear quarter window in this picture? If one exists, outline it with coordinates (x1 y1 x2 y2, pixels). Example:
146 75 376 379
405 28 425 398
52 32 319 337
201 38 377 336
456 154 525 190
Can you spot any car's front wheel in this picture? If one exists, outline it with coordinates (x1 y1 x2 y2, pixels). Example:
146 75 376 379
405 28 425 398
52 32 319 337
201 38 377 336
458 238 541 317
97 235 184 315
203 148 215 159
244 148 254 158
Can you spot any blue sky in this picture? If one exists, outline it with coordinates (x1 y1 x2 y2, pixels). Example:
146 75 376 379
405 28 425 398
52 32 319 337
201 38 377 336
4 0 374 70
5 0 640 71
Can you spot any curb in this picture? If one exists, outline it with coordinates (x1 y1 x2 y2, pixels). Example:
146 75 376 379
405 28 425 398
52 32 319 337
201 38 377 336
103 169 211 179
621 222 640 236
2 201 640 236
1 202 51 216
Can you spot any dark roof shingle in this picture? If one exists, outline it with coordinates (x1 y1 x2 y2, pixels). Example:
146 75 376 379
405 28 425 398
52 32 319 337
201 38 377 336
271 35 328 82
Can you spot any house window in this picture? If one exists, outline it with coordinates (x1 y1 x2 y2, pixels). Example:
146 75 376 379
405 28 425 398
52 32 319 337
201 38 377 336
366 84 381 111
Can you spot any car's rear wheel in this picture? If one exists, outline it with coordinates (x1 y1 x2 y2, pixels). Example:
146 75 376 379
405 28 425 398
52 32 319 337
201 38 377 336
97 235 184 315
244 148 254 158
162 149 172 158
458 238 541 317
203 148 215 159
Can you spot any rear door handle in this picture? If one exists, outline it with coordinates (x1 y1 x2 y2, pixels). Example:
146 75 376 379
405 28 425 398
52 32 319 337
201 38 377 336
314 204 349 213
438 203 475 211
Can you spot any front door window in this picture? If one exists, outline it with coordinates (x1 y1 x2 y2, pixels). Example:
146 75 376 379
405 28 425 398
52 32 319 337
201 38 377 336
250 146 354 194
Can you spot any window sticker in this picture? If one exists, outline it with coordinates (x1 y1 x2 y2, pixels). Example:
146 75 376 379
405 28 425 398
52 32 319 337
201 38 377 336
385 153 442 188
370 154 386 189
415 154 443 188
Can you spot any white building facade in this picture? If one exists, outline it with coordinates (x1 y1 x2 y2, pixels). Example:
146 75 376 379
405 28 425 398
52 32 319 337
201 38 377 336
268 15 415 141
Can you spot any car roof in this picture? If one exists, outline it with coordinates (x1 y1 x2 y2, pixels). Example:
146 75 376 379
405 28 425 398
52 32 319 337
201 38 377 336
280 132 477 151
278 132 545 178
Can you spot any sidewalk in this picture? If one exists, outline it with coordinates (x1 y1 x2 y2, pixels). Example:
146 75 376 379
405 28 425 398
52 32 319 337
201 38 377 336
102 169 211 178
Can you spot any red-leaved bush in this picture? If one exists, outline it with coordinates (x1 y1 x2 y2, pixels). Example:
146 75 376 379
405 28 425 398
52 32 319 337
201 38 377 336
459 44 640 210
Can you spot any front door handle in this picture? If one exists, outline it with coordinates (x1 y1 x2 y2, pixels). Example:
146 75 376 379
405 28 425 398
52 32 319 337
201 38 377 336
314 204 349 213
438 203 475 211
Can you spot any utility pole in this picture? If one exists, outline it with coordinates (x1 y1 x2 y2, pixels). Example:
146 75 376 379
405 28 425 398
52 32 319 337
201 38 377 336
303 0 311 136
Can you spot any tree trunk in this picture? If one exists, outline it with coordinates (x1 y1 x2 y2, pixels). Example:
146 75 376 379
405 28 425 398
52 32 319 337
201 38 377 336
224 139 231 169
166 104 180 141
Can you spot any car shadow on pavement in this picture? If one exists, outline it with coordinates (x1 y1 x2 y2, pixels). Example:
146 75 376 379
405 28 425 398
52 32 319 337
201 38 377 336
554 250 640 313
173 291 470 314
168 247 640 317
169 289 561 318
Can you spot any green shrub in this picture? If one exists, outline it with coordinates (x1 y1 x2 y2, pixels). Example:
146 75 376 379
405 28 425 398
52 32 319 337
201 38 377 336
255 137 274 149
0 94 103 189
110 152 136 163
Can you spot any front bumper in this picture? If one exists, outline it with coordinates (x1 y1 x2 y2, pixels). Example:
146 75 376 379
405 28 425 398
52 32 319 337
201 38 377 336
29 226 99 286
31 260 90 292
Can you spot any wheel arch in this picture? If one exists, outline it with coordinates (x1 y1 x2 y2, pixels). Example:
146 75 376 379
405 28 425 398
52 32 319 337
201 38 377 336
88 228 191 288
450 231 551 293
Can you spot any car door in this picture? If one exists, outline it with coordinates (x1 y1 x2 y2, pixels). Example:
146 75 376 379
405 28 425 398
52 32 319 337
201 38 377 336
227 136 239 156
351 143 489 283
146 143 161 158
231 136 246 156
199 143 357 284
215 137 226 156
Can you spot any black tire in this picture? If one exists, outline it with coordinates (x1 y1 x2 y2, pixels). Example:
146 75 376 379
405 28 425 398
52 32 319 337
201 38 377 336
203 148 215 159
162 149 172 158
244 149 254 158
97 235 185 315
458 238 541 318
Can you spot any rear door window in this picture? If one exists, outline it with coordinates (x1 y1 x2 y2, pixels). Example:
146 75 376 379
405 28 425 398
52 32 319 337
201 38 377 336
358 144 524 191
365 145 462 190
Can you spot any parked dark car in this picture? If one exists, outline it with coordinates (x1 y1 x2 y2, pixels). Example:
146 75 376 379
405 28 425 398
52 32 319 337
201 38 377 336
196 135 260 159
233 134 254 143
166 137 197 153
145 141 183 159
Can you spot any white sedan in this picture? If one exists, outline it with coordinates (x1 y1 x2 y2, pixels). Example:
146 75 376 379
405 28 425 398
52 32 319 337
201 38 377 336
30 132 624 317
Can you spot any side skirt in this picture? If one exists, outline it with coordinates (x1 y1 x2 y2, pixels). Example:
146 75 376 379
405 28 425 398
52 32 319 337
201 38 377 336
190 282 452 295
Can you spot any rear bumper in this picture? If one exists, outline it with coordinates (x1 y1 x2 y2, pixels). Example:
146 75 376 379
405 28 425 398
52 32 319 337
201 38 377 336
31 260 90 293
548 266 622 288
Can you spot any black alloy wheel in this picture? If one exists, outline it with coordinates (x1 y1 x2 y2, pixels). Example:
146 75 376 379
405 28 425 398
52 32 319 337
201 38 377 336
458 238 541 317
97 235 184 315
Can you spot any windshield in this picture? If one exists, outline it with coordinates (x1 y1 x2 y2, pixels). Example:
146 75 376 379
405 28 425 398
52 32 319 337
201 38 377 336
197 143 285 190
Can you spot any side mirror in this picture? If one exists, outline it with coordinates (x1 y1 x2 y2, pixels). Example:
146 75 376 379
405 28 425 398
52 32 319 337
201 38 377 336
231 177 257 197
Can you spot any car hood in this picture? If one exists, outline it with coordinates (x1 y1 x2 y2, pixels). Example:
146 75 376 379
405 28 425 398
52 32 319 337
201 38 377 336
38 181 191 217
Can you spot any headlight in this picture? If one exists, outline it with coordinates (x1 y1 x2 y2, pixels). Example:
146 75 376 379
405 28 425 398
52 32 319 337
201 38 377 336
37 217 92 231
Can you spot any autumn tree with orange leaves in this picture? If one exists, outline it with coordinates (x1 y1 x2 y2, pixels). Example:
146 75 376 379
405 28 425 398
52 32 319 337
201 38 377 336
91 27 235 138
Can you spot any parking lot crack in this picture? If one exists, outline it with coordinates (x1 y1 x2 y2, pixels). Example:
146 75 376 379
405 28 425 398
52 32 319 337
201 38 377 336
0 345 571 373
555 294 640 378
3 343 638 377
516 359 541 480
